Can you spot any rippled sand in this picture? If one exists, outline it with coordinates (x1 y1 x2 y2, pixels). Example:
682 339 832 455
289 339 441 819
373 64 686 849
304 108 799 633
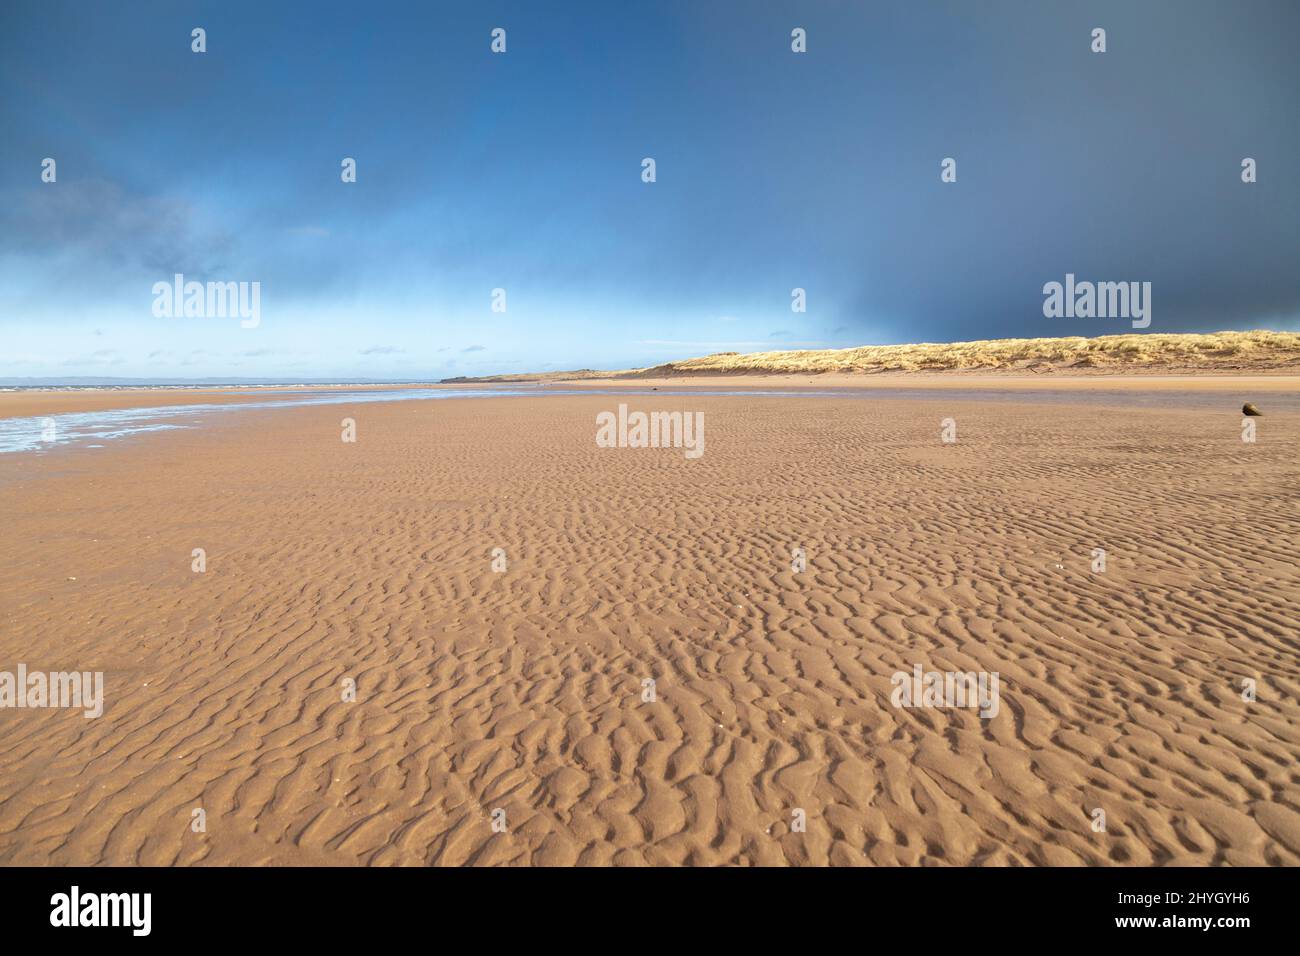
0 388 1297 865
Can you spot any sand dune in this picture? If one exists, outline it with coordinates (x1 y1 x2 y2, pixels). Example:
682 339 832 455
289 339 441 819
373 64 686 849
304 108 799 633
646 330 1300 375
445 331 1300 383
0 388 1297 865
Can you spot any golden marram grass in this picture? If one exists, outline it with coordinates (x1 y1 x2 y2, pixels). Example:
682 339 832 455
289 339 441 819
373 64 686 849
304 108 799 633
644 330 1300 375
444 331 1300 383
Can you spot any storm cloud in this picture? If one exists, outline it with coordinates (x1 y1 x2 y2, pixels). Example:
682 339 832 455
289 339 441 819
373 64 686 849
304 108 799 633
0 0 1295 379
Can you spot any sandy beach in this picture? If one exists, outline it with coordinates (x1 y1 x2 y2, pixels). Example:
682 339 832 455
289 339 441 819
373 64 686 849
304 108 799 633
0 382 1297 866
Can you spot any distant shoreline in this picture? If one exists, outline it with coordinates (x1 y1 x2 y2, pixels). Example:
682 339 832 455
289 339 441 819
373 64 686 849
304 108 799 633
2 374 1297 425
7 332 1300 397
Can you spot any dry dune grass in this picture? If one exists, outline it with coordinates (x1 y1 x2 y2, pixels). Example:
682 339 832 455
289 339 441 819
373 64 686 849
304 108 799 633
641 331 1300 376
440 331 1300 384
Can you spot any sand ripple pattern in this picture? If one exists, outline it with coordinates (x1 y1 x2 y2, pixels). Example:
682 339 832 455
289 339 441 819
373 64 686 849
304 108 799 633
0 395 1297 865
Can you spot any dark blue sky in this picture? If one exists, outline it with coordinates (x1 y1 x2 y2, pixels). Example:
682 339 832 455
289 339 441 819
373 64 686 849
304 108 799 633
2 0 1297 379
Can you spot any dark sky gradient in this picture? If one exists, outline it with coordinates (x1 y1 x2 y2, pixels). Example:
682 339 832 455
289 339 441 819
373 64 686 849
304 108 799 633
2 0 1297 378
